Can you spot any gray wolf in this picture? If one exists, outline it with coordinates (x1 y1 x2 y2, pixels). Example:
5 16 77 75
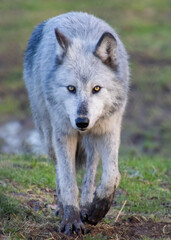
23 12 129 236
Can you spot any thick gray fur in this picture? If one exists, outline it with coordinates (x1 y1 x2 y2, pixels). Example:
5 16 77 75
24 12 129 235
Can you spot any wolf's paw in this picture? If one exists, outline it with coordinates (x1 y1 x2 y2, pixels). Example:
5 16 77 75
81 192 115 225
55 202 64 218
60 205 85 236
80 206 89 222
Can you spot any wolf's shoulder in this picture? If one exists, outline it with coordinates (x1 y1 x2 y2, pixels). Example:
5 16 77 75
24 20 47 69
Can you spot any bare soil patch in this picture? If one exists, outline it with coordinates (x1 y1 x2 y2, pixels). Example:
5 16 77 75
88 217 171 240
4 216 170 240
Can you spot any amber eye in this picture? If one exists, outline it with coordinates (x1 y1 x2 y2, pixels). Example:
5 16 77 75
92 85 101 94
67 85 76 93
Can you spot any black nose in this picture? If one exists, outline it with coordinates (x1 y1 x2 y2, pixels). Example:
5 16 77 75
75 117 89 129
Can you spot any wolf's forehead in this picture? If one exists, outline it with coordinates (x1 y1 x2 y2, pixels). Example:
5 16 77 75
64 39 115 86
66 55 97 85
68 38 95 55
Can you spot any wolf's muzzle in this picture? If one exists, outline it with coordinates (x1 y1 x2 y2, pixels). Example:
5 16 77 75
75 117 89 130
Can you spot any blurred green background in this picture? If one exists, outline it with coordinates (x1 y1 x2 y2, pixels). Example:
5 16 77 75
0 0 171 157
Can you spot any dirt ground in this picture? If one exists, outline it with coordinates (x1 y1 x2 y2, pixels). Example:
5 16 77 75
1 184 170 240
26 202 171 240
2 216 170 240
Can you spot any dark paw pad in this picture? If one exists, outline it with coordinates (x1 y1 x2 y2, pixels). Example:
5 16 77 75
60 205 85 236
81 192 115 225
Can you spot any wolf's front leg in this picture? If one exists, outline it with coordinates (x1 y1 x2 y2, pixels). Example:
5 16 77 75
53 133 85 235
83 123 121 225
80 136 99 220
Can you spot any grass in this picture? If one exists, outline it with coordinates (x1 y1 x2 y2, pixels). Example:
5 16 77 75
0 155 55 189
2 153 170 216
0 154 170 239
119 156 170 215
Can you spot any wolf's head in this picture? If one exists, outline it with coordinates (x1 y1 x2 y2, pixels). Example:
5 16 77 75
50 29 125 132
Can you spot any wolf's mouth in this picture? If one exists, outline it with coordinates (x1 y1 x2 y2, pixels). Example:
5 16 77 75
79 128 86 132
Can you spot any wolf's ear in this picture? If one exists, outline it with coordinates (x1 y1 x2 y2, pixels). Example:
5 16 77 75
54 28 70 63
55 28 70 51
94 32 117 70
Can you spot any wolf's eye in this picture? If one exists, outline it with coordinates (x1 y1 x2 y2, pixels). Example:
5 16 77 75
92 85 101 94
67 85 76 93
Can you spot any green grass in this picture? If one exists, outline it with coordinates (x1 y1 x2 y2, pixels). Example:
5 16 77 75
119 156 170 215
0 155 55 189
0 154 170 239
0 96 20 114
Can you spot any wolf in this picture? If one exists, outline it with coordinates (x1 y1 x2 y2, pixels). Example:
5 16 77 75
23 12 129 235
